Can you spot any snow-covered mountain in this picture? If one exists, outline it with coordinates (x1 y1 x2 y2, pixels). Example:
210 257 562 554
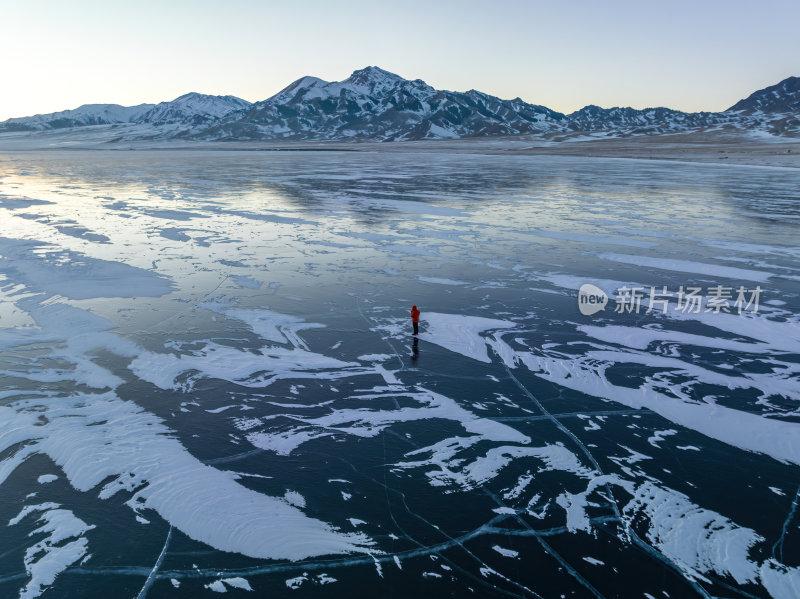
1 103 154 131
136 93 251 126
728 76 800 114
199 66 565 141
1 70 798 140
565 105 732 135
565 76 800 137
0 93 250 133
725 76 800 135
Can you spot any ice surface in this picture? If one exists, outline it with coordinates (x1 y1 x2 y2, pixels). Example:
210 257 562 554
499 347 800 466
0 151 798 598
597 252 773 282
531 230 659 248
246 387 529 459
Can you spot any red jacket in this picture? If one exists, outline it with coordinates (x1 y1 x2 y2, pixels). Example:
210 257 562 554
411 307 420 323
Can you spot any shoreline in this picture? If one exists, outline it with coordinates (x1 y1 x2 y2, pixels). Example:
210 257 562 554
1 130 798 169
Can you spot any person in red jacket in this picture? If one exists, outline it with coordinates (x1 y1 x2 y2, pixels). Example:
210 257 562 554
411 305 421 336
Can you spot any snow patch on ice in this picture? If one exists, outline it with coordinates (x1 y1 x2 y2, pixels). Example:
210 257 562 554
420 312 515 363
492 545 519 558
130 342 365 390
1 393 375 561
624 482 762 584
9 503 95 599
221 577 253 591
417 276 468 286
493 341 800 467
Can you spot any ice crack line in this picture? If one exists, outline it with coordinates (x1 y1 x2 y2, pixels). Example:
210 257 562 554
135 526 173 599
328 445 542 598
772 481 800 562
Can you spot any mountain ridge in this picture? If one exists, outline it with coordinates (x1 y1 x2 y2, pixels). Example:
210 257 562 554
1 68 798 141
200 66 565 141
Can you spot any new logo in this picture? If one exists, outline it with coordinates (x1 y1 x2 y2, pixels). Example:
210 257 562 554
578 284 608 316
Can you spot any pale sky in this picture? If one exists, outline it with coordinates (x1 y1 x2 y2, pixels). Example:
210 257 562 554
1 0 798 121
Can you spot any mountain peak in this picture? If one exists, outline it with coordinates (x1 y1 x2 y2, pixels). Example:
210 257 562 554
342 66 420 95
168 92 249 105
269 76 328 103
173 92 205 102
345 66 404 84
136 93 250 125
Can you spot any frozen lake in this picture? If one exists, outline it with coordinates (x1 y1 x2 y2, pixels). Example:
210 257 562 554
0 150 798 598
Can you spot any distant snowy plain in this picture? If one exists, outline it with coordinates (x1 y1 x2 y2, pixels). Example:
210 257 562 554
0 151 798 598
